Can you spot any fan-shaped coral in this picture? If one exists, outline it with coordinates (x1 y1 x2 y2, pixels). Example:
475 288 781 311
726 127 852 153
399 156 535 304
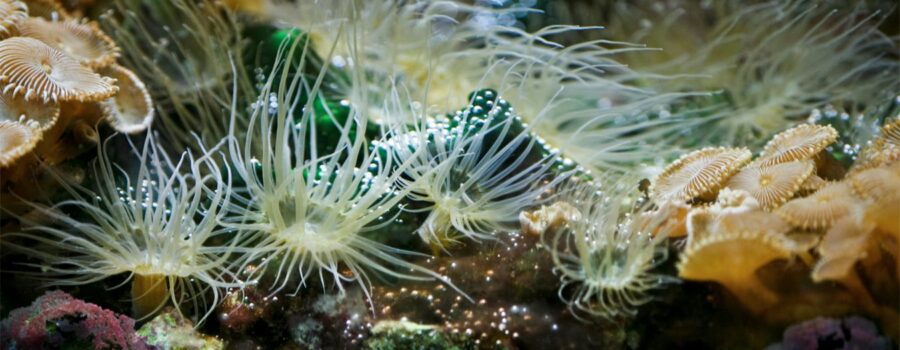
0 120 40 167
651 147 751 202
725 160 814 210
0 37 117 102
0 0 26 39
1 136 246 322
776 182 857 230
543 180 675 320
0 92 59 131
96 64 153 134
755 124 838 166
18 17 120 68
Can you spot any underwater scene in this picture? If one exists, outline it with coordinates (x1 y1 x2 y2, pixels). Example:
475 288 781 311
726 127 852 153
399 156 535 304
0 0 898 349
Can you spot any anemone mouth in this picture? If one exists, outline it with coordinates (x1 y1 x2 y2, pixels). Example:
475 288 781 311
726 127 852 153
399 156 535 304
97 64 154 134
0 0 27 39
725 160 814 211
652 147 752 202
755 124 837 166
0 120 40 167
18 17 121 69
0 92 60 131
0 37 118 102
776 182 857 230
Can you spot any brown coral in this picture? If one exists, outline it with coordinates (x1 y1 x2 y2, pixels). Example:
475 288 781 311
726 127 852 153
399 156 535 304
0 120 40 167
652 147 752 202
0 37 117 102
20 0 69 20
0 92 59 131
96 65 154 134
0 0 27 39
755 124 838 166
776 182 857 230
678 229 792 313
725 160 814 210
799 174 826 193
519 201 580 236
854 118 900 172
17 17 120 69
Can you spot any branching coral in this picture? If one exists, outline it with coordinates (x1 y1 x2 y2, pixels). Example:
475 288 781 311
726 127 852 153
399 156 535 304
542 179 675 320
1 135 246 322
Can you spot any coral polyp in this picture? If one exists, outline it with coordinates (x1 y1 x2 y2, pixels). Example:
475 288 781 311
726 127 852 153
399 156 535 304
1 136 245 322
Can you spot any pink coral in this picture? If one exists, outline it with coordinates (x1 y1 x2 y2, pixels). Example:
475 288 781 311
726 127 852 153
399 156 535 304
0 290 149 349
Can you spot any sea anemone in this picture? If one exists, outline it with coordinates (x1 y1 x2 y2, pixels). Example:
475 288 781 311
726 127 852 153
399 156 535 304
384 89 566 248
17 17 121 68
542 179 675 320
724 160 814 210
225 45 459 303
100 0 254 151
267 0 688 174
96 64 154 134
0 37 117 102
776 181 858 230
589 1 899 148
754 124 838 167
0 0 27 39
0 91 60 131
1 135 246 322
651 146 751 203
0 120 40 167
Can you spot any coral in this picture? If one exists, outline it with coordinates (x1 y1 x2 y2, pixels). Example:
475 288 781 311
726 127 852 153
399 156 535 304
755 124 838 167
651 146 752 202
725 160 814 210
519 201 580 237
854 118 900 172
0 91 60 131
17 17 120 68
0 0 26 39
765 316 891 350
776 182 858 230
0 120 40 167
95 64 154 134
364 320 488 350
678 228 792 314
0 290 149 350
19 0 68 20
136 307 223 350
0 37 117 102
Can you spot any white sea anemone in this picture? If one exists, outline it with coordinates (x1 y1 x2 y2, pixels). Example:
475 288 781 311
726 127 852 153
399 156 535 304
590 0 899 148
224 43 460 303
382 88 569 249
265 0 689 173
542 178 676 320
1 134 246 322
101 0 256 151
